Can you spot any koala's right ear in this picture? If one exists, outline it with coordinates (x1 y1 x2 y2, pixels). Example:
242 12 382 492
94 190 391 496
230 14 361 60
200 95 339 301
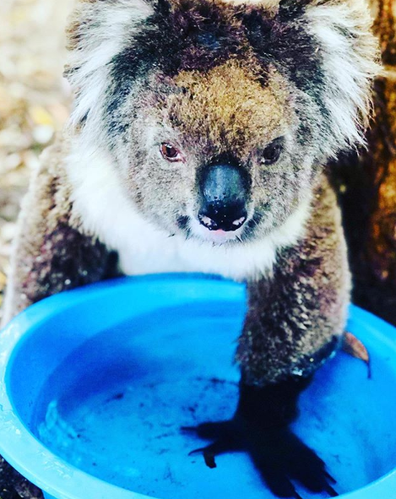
66 0 174 52
66 0 155 58
65 0 155 128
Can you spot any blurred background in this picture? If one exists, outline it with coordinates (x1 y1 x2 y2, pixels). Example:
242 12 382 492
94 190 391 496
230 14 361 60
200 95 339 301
0 0 75 324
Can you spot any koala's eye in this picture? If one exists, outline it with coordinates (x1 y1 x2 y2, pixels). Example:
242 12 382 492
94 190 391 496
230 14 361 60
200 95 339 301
262 139 283 165
160 143 183 162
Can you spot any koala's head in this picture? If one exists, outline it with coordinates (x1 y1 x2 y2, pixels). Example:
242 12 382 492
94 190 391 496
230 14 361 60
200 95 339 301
66 0 379 245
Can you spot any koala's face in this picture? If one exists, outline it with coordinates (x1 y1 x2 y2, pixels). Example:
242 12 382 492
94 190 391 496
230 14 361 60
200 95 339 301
120 61 306 244
67 0 378 245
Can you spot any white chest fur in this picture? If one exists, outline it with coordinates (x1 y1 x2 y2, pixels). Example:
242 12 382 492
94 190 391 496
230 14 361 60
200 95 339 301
66 142 310 282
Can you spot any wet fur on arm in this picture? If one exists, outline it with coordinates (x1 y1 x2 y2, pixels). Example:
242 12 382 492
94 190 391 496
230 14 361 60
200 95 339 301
1 138 117 326
187 175 350 497
238 174 351 386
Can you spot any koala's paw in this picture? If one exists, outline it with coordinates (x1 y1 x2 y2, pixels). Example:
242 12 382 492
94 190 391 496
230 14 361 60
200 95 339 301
182 420 338 499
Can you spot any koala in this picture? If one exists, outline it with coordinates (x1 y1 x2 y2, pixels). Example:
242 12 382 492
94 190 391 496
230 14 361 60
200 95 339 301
2 0 379 496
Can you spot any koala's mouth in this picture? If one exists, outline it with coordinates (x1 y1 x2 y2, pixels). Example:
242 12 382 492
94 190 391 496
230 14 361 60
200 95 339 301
177 212 261 246
192 220 246 244
172 162 256 245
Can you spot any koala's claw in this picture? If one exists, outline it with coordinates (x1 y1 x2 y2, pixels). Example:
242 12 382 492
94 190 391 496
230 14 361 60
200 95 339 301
183 421 242 468
184 420 338 498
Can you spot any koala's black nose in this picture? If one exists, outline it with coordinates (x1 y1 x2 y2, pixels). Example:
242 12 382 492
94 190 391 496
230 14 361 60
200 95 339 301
199 164 248 232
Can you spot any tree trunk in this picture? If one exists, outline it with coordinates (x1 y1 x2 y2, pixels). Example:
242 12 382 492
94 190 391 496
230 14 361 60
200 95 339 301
334 0 396 325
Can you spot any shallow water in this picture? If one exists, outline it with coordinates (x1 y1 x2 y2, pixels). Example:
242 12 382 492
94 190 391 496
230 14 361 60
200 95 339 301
34 306 396 499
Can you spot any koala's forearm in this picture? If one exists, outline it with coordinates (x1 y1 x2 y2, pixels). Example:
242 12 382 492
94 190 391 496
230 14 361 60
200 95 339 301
1 139 116 326
237 177 351 386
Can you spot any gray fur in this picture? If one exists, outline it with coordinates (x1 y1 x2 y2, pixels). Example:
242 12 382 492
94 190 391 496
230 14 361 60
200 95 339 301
2 0 379 386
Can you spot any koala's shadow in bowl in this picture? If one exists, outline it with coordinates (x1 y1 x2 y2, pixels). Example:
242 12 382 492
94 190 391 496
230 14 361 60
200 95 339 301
0 274 396 499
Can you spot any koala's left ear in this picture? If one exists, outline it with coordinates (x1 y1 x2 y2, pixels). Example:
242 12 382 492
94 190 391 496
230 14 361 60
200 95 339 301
303 0 381 149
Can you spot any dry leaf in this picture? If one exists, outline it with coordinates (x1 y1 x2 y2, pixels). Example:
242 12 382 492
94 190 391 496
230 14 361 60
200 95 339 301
342 332 371 378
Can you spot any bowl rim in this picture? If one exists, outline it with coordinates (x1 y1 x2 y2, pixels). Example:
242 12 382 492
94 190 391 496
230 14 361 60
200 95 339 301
0 273 395 499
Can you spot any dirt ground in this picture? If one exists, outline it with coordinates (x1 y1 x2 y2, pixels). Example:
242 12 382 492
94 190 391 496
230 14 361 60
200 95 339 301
0 0 75 325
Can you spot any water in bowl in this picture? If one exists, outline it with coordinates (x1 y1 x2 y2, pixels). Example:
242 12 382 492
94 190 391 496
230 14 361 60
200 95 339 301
33 305 396 499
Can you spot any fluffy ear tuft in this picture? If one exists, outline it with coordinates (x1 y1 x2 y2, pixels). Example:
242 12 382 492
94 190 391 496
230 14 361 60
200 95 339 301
305 0 381 152
65 0 154 131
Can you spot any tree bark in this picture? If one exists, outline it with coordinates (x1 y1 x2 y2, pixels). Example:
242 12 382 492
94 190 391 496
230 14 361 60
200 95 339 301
334 0 396 325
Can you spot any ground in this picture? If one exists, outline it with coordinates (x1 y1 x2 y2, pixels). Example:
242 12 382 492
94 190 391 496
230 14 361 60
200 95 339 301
0 0 74 325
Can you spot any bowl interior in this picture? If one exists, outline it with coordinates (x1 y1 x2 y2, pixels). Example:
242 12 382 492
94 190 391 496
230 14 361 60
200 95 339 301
3 275 396 499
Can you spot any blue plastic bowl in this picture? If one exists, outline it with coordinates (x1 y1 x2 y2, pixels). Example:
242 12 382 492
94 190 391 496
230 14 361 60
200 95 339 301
0 274 396 499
